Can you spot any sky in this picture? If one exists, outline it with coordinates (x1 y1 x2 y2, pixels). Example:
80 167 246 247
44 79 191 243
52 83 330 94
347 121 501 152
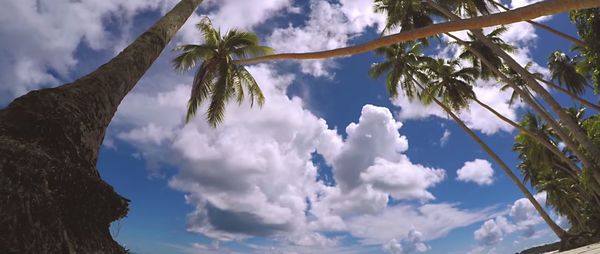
0 0 590 253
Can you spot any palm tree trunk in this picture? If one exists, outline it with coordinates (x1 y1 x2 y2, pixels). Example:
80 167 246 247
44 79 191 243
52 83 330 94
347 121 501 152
490 0 586 47
429 2 600 182
474 96 600 206
0 0 203 253
472 97 581 177
235 0 600 65
413 81 568 240
443 31 597 177
536 77 600 112
469 30 600 167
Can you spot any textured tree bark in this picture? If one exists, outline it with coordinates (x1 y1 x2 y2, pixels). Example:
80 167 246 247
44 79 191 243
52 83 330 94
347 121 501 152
0 0 202 253
235 0 600 65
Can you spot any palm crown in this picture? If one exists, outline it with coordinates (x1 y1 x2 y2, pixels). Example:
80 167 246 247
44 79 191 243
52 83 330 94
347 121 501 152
548 50 589 96
369 42 430 99
422 59 478 111
456 26 515 80
172 17 274 127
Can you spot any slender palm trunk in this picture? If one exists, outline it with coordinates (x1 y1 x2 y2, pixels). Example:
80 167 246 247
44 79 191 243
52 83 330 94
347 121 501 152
414 82 568 240
430 2 600 179
235 0 600 65
0 0 203 253
444 31 597 176
472 97 580 177
490 0 586 47
469 30 600 167
536 77 600 112
474 97 600 205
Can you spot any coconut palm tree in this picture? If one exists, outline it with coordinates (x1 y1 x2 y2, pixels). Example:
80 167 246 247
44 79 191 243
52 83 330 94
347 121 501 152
0 0 204 253
368 42 568 240
236 0 600 65
437 0 494 16
172 17 273 127
490 0 585 47
455 26 515 80
514 112 597 233
543 51 600 111
374 0 438 34
425 58 569 240
425 0 600 179
420 59 478 111
549 51 589 95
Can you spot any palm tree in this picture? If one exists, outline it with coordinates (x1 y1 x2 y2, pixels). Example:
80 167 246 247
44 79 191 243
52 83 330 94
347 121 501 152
490 0 586 47
514 112 598 233
543 51 600 111
368 43 568 240
455 26 515 80
236 0 600 65
172 17 273 127
426 0 600 180
549 51 589 95
0 0 204 253
437 0 494 16
374 0 438 34
420 59 478 111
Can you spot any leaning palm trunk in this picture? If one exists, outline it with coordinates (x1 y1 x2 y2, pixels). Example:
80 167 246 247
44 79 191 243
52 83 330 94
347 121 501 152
414 81 568 240
0 0 203 253
473 97 600 203
490 0 586 47
235 0 600 65
428 1 600 183
469 29 600 166
472 97 580 177
443 32 597 176
535 77 600 112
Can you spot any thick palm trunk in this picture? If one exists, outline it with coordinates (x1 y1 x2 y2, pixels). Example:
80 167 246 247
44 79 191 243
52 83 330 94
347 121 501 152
536 77 600 112
414 82 568 240
235 0 600 65
490 0 586 47
0 0 203 253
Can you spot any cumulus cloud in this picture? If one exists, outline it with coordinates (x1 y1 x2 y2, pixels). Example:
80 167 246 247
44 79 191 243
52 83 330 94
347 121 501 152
348 203 494 245
0 0 184 100
383 229 430 254
473 192 552 246
440 129 451 146
267 0 385 77
456 159 495 186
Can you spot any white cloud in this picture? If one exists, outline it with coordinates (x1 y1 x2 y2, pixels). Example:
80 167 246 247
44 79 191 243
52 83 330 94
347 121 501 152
392 81 518 135
473 192 553 246
474 216 516 246
383 238 403 254
203 0 293 32
267 0 385 77
382 229 430 254
347 203 494 245
456 159 495 186
361 158 445 200
0 0 185 101
440 129 451 146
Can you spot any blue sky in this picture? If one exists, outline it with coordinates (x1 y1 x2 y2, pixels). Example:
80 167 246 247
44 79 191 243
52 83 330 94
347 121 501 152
0 0 589 253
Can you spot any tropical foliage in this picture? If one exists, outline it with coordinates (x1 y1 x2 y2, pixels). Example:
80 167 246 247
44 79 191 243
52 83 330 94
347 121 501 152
170 0 600 246
173 17 274 127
